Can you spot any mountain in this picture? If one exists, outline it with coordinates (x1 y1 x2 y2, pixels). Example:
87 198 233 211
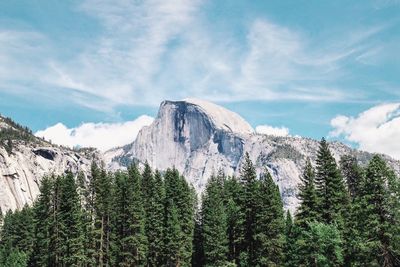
0 115 97 212
105 99 400 212
1 100 399 213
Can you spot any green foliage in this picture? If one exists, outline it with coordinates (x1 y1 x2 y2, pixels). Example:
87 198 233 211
253 170 285 266
239 152 259 265
58 172 85 266
315 138 349 226
223 176 244 265
354 155 400 266
340 155 364 199
145 170 165 266
163 168 196 266
201 173 229 267
0 249 28 267
0 148 398 267
296 222 343 267
296 159 319 227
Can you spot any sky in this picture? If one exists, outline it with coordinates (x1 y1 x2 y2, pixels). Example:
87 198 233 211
1 0 400 157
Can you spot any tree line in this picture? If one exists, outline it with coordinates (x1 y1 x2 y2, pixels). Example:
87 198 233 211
0 138 399 266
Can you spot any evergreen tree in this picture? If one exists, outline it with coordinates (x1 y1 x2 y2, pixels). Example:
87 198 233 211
191 210 204 267
296 159 319 227
296 222 344 267
146 170 165 266
223 176 245 265
239 152 259 265
339 155 365 266
387 166 400 264
253 170 285 266
201 173 229 267
58 172 85 266
357 155 400 266
48 174 63 266
340 155 364 199
76 172 95 267
31 175 54 266
164 168 195 267
113 165 148 266
0 206 33 261
163 199 183 266
92 163 113 266
315 138 349 225
2 249 27 267
284 211 298 267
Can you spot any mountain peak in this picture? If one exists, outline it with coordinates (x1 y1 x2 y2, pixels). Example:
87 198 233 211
160 98 254 136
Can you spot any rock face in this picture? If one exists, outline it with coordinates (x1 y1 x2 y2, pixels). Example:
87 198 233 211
105 99 400 213
0 116 96 212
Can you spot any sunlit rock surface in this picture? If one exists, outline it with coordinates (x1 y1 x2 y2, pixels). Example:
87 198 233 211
105 99 400 213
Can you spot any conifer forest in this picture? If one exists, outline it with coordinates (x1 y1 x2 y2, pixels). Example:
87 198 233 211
1 138 399 267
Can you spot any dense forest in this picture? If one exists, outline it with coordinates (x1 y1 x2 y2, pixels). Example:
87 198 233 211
0 138 399 266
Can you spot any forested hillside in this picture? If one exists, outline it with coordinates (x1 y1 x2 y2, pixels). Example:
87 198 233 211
0 139 399 266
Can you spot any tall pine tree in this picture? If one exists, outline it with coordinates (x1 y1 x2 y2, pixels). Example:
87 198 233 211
296 159 319 227
315 138 349 225
239 152 259 266
253 170 285 266
201 173 229 267
58 172 85 266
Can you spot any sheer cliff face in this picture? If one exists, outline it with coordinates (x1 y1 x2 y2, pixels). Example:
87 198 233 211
106 99 400 213
0 118 96 212
120 100 252 191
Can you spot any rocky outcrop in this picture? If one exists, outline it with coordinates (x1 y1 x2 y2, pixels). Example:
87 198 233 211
0 116 97 212
105 99 400 213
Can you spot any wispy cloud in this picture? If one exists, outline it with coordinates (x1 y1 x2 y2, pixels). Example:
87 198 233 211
0 0 392 112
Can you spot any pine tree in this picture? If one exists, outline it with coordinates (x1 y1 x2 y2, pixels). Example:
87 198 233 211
296 159 319 227
191 210 204 267
163 199 183 266
223 176 245 265
0 206 34 261
297 222 344 266
284 211 298 267
201 173 229 267
31 175 54 266
2 250 28 267
357 155 400 266
76 172 95 267
92 163 113 266
239 152 259 266
146 170 165 266
315 138 349 225
163 168 195 267
253 170 285 266
340 155 364 199
113 165 148 266
339 155 365 266
387 166 400 264
58 172 85 266
48 175 63 266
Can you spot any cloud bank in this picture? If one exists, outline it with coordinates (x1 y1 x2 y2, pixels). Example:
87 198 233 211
330 103 400 159
35 115 154 151
255 125 290 137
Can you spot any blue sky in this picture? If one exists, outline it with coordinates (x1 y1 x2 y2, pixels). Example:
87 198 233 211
1 0 400 155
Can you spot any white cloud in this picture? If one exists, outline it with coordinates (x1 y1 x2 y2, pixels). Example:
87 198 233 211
329 103 400 159
255 124 290 137
35 115 154 151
